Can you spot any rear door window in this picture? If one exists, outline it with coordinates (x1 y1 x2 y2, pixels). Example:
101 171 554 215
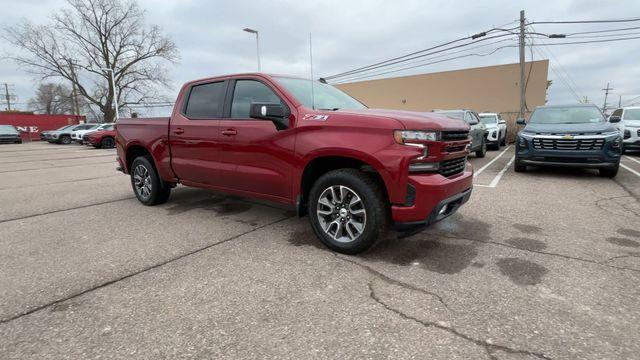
184 81 226 119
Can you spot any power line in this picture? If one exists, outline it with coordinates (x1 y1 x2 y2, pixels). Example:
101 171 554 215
531 35 640 45
332 44 515 84
324 23 519 80
565 25 640 36
331 38 517 83
528 25 582 99
326 32 516 81
529 17 640 25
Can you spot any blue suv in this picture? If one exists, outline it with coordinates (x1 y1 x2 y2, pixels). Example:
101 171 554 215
514 104 623 177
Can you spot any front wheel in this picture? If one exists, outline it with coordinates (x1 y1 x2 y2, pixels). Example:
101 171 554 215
599 166 619 178
476 139 487 158
514 157 527 172
500 132 507 146
130 156 171 205
308 169 388 254
60 135 71 145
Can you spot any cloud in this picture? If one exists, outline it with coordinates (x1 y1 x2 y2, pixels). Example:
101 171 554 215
1 0 639 115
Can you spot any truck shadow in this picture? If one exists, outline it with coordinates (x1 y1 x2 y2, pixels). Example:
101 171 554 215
163 188 251 216
361 216 491 274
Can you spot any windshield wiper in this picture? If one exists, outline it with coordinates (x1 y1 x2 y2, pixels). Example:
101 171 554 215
318 108 340 111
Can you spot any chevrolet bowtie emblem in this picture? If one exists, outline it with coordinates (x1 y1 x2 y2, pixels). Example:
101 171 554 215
562 134 574 140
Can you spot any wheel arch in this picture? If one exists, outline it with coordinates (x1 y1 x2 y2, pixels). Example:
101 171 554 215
297 151 392 217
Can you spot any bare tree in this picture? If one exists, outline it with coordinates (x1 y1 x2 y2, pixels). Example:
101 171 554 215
4 0 179 122
28 83 74 114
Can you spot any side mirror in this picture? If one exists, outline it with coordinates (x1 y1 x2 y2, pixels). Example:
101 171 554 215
516 118 526 125
609 116 621 123
498 120 506 125
250 102 290 130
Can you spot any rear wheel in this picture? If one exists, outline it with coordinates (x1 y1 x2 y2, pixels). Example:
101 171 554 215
476 139 487 158
599 165 619 178
130 156 171 205
308 169 388 254
101 137 115 149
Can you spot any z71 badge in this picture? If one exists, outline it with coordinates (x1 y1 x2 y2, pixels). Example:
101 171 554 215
303 114 329 121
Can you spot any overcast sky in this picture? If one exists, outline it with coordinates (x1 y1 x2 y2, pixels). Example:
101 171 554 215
1 0 639 116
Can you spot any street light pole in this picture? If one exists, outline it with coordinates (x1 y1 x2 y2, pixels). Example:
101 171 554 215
100 67 119 121
243 28 261 72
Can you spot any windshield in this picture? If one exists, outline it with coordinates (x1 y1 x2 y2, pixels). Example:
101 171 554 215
274 77 366 110
624 109 640 120
0 125 18 132
56 125 75 131
479 115 498 125
529 106 605 124
435 110 464 120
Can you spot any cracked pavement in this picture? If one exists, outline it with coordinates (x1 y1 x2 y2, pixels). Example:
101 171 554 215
1 142 639 359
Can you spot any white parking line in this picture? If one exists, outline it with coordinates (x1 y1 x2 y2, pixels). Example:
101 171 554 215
624 155 640 165
473 145 511 178
620 163 640 177
487 156 515 188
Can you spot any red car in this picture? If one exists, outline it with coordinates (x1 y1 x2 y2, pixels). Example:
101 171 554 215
83 124 116 148
116 73 473 254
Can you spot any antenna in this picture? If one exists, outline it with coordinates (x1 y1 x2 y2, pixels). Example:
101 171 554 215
309 32 315 110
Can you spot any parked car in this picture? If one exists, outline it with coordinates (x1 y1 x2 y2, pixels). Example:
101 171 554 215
70 124 102 143
434 109 487 157
0 125 22 144
116 73 474 254
479 112 507 149
44 124 83 144
514 104 622 177
609 106 640 154
83 124 115 148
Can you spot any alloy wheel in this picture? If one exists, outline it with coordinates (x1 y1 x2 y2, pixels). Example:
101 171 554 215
316 185 366 243
133 164 152 200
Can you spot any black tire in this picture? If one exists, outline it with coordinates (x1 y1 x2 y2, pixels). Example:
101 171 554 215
60 135 71 145
514 158 527 172
475 139 487 158
101 137 115 149
599 166 619 178
500 132 507 146
130 156 171 205
308 169 388 254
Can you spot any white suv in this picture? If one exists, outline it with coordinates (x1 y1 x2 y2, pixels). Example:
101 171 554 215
610 107 640 153
70 123 110 143
478 113 507 149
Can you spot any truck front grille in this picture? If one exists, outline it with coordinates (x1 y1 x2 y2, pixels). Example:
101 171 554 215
532 138 605 150
442 130 469 141
439 157 466 177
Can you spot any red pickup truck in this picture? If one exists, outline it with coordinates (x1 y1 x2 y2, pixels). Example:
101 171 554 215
116 73 473 254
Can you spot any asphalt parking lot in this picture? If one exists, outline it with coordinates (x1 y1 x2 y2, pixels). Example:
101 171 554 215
1 142 639 359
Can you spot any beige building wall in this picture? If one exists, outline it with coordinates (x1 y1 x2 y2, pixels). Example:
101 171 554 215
336 60 549 115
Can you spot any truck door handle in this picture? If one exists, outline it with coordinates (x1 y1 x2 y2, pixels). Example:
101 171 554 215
173 128 185 135
222 129 237 136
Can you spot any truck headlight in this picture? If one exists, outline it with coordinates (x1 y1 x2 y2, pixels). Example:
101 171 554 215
394 130 439 143
612 136 622 149
517 136 527 149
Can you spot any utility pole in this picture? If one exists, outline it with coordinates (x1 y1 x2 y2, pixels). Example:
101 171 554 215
3 83 11 111
618 95 622 108
602 82 613 113
518 10 526 120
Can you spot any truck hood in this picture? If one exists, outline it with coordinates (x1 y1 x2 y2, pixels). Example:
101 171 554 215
523 122 618 135
333 108 469 131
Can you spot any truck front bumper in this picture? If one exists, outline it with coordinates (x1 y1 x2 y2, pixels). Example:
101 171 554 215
391 163 473 229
